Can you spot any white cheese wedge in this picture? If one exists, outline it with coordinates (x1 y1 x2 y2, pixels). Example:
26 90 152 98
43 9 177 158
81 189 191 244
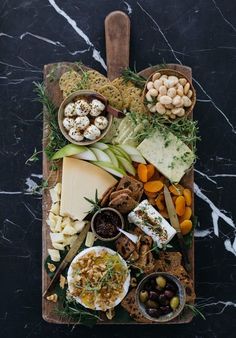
50 202 60 215
49 187 60 203
50 232 65 243
137 129 194 183
48 248 60 262
64 234 78 246
73 220 86 233
60 158 117 221
62 224 78 236
128 200 176 248
52 242 66 250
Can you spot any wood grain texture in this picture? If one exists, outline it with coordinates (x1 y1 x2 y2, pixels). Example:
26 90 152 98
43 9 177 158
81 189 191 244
105 11 130 80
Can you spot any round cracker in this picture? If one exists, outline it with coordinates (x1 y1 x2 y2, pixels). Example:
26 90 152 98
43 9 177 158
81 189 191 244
59 70 81 91
87 70 109 91
98 84 123 110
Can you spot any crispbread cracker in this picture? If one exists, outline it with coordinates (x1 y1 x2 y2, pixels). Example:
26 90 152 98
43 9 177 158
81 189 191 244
112 77 134 109
97 84 123 110
59 70 81 91
87 70 109 91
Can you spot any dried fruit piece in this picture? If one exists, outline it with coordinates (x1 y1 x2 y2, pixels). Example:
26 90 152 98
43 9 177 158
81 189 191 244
137 163 148 183
169 184 184 196
155 194 165 211
159 209 169 219
144 180 164 193
147 164 155 180
175 196 186 216
180 219 193 235
183 188 192 206
179 206 192 223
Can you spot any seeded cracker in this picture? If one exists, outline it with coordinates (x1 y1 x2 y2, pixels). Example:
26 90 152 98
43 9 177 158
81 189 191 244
98 84 123 110
112 77 134 109
59 70 81 91
87 70 110 91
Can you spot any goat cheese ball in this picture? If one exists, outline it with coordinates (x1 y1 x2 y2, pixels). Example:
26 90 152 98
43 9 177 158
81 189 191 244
84 124 101 140
90 99 105 117
74 116 90 130
94 116 109 130
63 117 75 131
74 99 91 116
64 103 76 117
68 127 84 142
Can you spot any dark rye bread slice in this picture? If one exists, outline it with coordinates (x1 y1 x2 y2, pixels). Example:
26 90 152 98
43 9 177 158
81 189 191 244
110 188 132 200
117 176 143 201
109 193 138 214
116 234 136 259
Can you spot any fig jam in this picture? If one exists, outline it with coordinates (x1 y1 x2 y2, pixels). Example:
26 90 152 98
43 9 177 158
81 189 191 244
94 210 121 238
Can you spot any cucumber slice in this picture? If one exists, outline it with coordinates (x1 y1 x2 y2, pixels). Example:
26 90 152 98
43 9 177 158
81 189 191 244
92 161 125 178
90 148 111 162
117 156 136 176
73 149 97 161
52 144 87 160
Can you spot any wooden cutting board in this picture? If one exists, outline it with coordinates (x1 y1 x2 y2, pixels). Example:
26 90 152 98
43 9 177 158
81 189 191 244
42 11 194 324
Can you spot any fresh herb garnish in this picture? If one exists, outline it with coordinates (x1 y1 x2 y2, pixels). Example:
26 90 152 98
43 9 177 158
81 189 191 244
84 189 101 215
185 303 206 320
25 148 41 165
122 67 146 89
33 82 68 160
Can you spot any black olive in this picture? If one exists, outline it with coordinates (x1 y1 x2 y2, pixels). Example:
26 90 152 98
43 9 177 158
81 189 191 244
150 279 156 287
160 306 172 315
146 308 161 318
158 294 168 305
149 291 159 302
164 290 175 299
146 300 159 309
166 282 177 292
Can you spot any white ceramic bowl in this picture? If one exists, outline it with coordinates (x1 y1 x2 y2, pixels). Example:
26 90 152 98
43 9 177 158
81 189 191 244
67 246 130 310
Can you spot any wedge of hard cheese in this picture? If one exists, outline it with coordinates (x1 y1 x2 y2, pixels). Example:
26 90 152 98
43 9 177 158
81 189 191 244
60 158 117 221
137 129 194 183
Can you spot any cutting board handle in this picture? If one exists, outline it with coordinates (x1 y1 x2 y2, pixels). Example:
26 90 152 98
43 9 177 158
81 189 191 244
105 11 130 80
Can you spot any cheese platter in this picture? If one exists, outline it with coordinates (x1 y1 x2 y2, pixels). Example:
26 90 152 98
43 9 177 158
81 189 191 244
41 11 199 325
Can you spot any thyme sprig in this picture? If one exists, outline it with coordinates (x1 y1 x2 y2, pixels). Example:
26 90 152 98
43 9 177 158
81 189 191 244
122 67 146 88
185 304 206 320
33 82 68 159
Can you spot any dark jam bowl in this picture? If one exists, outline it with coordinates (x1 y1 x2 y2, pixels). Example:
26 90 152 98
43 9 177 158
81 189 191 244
136 272 186 323
91 207 125 242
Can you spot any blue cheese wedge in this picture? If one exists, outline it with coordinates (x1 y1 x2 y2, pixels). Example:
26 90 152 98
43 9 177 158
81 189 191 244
128 200 176 247
137 129 194 183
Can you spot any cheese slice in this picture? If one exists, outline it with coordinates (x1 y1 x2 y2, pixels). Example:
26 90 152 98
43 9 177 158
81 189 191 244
60 158 117 221
137 129 194 183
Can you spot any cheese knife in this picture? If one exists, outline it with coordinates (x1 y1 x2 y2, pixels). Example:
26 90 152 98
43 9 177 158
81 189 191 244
43 221 90 298
163 185 191 272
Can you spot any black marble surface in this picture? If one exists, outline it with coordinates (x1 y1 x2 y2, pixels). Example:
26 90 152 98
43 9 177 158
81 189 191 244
0 0 236 337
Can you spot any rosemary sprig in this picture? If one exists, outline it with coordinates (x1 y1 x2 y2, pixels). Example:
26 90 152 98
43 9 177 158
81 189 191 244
122 67 146 89
25 148 41 165
84 189 101 215
185 304 206 320
33 82 68 159
55 298 100 327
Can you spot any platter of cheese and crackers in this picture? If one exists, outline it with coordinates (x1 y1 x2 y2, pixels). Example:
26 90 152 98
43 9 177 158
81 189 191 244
41 11 200 325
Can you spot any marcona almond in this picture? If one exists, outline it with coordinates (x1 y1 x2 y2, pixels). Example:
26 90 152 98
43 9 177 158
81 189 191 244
170 113 176 119
160 95 172 105
179 78 187 86
159 85 167 95
176 108 185 117
175 98 184 108
152 72 161 81
165 103 174 109
184 82 190 95
168 75 179 85
172 107 182 115
153 79 162 90
183 95 192 107
167 87 176 98
147 81 154 90
172 95 182 106
149 105 157 113
187 90 193 98
156 102 166 115
148 88 158 97
145 92 153 102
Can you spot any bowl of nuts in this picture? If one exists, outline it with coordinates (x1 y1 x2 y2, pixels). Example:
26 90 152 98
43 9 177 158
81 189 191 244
143 69 196 121
58 90 113 145
136 272 186 322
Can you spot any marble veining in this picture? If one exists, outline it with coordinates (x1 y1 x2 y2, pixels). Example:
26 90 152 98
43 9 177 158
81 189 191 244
0 0 236 337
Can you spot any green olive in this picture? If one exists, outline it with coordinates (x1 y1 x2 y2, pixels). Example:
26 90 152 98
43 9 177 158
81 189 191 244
146 299 158 309
170 296 180 310
156 276 166 289
139 290 148 303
